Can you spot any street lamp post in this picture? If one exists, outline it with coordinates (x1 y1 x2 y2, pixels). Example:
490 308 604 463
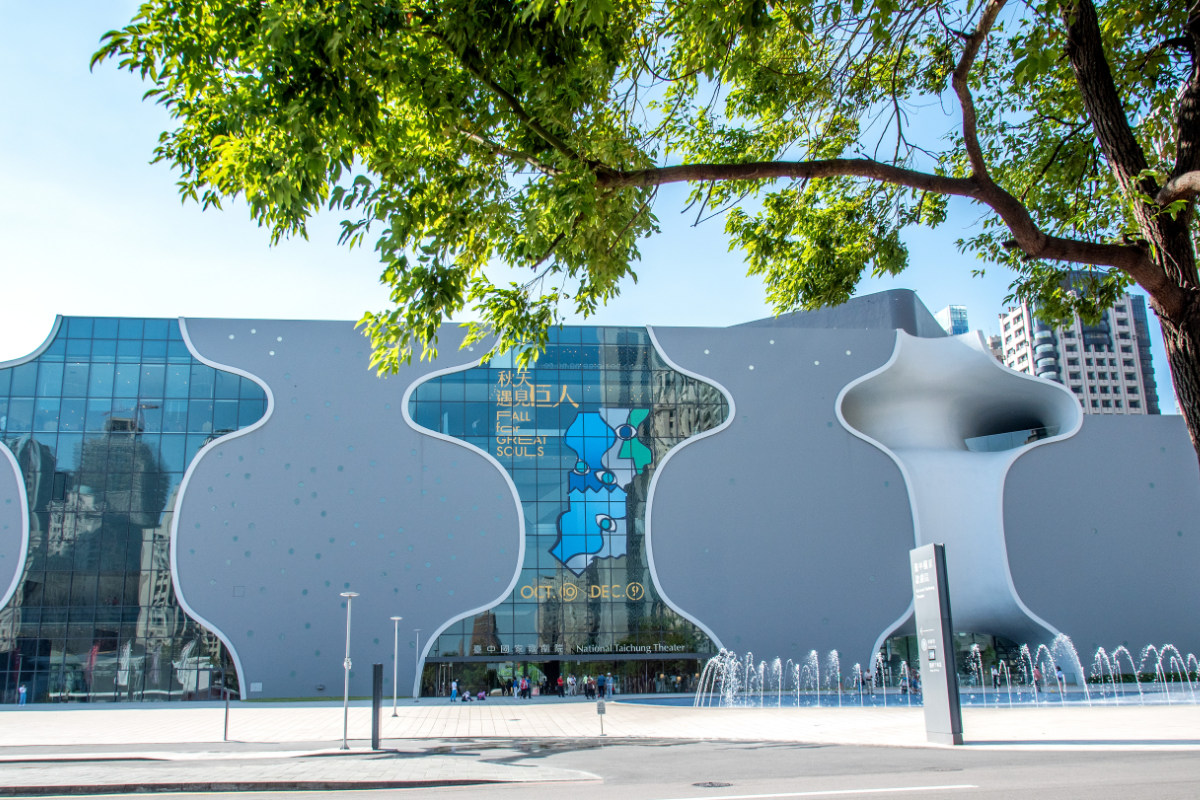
390 615 403 717
340 591 359 750
413 628 421 702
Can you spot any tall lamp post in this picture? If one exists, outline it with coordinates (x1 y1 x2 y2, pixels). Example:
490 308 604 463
390 615 403 717
413 628 422 702
340 591 359 750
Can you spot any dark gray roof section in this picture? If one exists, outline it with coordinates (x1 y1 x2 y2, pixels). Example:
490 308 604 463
736 289 949 338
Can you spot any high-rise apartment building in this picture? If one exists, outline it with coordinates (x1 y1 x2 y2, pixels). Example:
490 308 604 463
998 294 1159 415
935 304 970 335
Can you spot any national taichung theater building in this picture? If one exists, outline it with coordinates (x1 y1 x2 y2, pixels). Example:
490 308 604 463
1 291 1197 703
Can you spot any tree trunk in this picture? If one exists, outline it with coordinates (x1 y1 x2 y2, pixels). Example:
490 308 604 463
1152 275 1200 477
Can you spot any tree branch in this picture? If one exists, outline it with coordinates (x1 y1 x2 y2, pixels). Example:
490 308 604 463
457 128 563 176
458 54 593 169
1158 170 1200 205
952 0 1007 182
595 158 1151 274
415 19 594 171
595 158 979 196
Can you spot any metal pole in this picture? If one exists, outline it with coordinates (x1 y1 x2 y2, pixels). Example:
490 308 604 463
340 591 359 750
371 663 383 750
413 628 421 702
390 616 402 717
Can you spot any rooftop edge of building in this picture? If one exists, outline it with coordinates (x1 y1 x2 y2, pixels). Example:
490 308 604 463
734 289 948 338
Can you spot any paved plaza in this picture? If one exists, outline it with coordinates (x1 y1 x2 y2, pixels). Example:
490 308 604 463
0 696 1197 794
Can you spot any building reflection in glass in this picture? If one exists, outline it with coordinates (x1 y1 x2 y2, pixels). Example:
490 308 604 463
409 327 728 670
0 318 266 702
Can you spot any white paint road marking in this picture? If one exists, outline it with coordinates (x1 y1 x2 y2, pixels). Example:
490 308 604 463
656 785 979 800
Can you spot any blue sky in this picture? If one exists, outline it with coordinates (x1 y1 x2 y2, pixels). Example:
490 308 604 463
0 2 1178 413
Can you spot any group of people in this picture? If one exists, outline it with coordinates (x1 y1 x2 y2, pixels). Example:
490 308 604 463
444 673 620 701
447 680 488 702
506 672 617 699
1028 664 1067 695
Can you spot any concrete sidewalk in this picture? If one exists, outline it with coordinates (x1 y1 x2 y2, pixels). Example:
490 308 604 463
0 698 1197 795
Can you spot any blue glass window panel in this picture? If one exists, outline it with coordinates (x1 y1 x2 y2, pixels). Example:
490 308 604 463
66 339 91 359
92 319 119 338
162 399 188 432
143 319 170 339
141 340 167 361
441 404 464 434
537 480 563 504
0 399 7 432
167 340 191 361
139 365 165 397
463 402 489 436
139 404 163 433
117 319 143 339
189 400 214 431
57 398 85 431
89 362 114 396
189 364 215 399
116 340 142 361
464 372 490 401
62 363 89 397
185 435 207 468
438 372 465 401
7 398 33 430
0 370 8 395
91 339 117 359
239 378 263 400
413 403 440 431
215 371 240 400
159 435 186 472
11 362 37 396
33 398 60 431
237 399 265 427
111 398 138 421
36 362 64 396
66 318 93 338
165 366 190 398
85 399 111 432
207 400 235 432
167 321 184 341
55 433 83 470
510 470 537 496
41 338 66 359
558 347 581 369
414 382 439 403
113 365 141 398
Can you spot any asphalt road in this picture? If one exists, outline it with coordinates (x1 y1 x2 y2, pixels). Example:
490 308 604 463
25 738 1200 800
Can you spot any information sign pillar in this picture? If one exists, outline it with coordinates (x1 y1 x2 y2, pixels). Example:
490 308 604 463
910 543 963 745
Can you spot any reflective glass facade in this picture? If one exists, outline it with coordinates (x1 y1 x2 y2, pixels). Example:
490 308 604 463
0 318 267 702
409 327 728 666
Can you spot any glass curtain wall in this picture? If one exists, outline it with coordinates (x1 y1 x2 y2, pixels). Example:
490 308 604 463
0 318 267 702
409 327 728 675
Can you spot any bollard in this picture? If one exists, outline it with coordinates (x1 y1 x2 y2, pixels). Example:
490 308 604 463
372 663 384 750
